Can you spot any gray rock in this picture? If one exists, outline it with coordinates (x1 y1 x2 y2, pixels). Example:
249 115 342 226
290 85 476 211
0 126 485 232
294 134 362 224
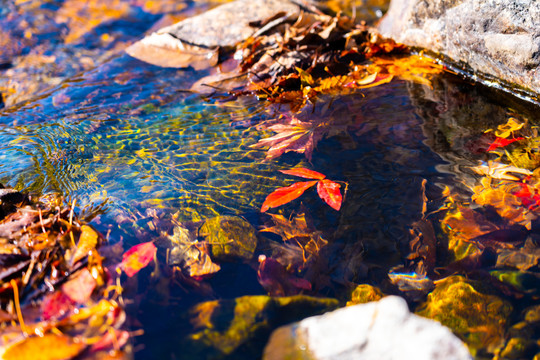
377 0 540 96
263 296 472 360
126 0 311 69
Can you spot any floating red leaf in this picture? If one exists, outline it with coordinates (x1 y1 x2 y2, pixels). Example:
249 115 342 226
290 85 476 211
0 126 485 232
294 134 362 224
279 168 326 180
487 137 524 151
317 179 342 210
119 241 157 277
261 181 318 212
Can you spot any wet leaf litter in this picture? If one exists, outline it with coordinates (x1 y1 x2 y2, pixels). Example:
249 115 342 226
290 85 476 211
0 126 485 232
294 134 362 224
0 0 539 359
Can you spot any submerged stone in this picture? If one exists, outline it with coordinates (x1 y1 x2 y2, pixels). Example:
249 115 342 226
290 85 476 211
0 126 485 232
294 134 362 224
497 304 540 359
498 337 536 360
263 296 472 360
416 275 513 355
346 284 383 306
184 295 338 359
199 215 258 262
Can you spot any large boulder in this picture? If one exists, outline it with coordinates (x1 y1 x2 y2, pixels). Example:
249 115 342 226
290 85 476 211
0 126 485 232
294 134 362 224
377 0 540 95
263 296 472 360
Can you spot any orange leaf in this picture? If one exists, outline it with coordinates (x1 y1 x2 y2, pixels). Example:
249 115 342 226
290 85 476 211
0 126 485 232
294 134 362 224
317 179 342 210
261 181 318 212
120 242 157 277
3 334 85 360
279 168 326 180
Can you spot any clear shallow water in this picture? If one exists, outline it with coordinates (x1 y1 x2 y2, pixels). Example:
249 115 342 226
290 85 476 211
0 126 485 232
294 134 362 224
1 1 540 359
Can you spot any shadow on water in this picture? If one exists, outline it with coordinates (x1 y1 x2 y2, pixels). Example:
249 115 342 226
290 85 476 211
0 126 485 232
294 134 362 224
0 2 539 356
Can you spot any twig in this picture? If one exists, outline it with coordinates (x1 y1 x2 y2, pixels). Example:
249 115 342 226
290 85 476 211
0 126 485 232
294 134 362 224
10 279 29 336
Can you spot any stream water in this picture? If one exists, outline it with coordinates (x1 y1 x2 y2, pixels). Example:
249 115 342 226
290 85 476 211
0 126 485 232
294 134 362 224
1 1 539 359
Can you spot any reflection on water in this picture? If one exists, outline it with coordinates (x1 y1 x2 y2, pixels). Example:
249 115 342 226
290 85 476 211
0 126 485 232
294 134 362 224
0 1 539 359
0 55 288 225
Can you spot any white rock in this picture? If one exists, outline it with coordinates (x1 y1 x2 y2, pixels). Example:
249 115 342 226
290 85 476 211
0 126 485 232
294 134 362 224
263 296 472 360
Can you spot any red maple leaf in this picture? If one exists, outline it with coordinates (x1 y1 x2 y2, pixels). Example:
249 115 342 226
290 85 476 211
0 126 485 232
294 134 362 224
261 168 345 212
279 168 326 180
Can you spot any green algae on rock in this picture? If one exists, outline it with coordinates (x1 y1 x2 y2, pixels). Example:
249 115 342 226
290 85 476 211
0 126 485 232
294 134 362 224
184 295 338 359
496 304 540 359
199 215 258 262
416 275 513 356
346 284 384 306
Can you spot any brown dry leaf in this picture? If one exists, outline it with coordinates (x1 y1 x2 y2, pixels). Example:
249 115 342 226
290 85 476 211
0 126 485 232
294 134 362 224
126 34 219 70
261 213 327 262
167 226 220 278
2 333 85 360
0 209 38 240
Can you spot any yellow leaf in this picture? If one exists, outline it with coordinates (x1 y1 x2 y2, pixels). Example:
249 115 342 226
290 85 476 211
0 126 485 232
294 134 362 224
296 67 314 86
2 334 85 360
494 117 525 138
72 225 99 265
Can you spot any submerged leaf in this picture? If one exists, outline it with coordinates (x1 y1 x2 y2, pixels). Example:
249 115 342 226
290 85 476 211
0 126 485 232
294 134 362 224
261 181 317 212
257 255 311 296
251 119 319 161
492 117 525 138
168 225 220 278
90 329 130 352
119 241 157 277
355 73 393 88
316 179 342 210
261 212 327 263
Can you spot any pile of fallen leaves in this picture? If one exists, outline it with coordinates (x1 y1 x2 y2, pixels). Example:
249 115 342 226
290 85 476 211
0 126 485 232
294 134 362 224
0 187 156 359
197 10 444 109
192 10 445 179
